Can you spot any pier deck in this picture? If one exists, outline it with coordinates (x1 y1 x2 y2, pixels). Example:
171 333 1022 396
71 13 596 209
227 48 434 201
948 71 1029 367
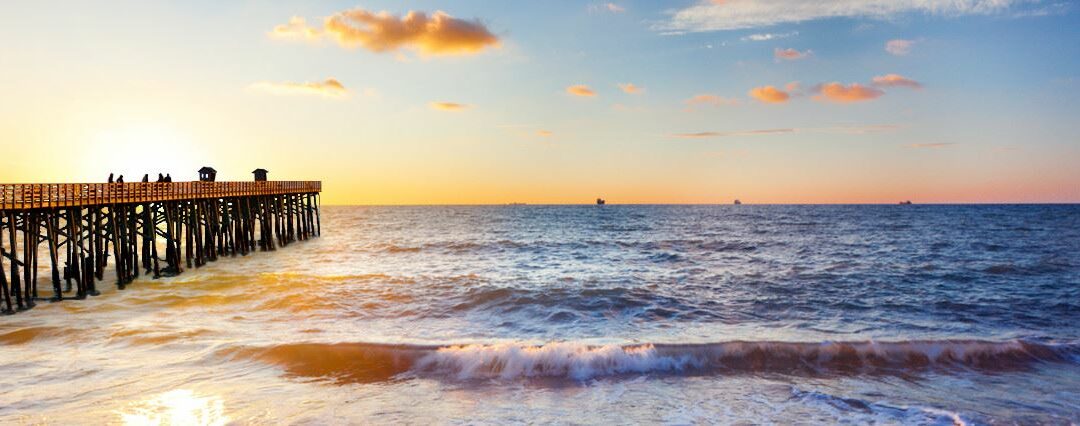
1 181 320 210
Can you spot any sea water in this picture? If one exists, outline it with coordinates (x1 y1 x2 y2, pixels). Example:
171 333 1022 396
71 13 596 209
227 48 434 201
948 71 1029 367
2 205 1079 424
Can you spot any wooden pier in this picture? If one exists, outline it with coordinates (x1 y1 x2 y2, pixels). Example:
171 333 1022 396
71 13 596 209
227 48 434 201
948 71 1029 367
0 181 321 314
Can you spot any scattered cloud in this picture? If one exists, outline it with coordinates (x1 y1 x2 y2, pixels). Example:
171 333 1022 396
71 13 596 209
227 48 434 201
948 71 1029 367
671 128 795 138
672 124 899 139
618 83 644 94
537 130 553 137
248 78 348 98
784 81 801 92
749 86 791 103
659 0 1022 32
270 16 322 40
685 94 739 107
774 47 811 61
566 85 597 97
885 39 915 56
589 3 626 13
908 143 957 148
272 9 500 56
429 101 470 111
823 124 901 134
815 82 885 103
872 74 922 89
741 31 798 41
1012 2 1071 18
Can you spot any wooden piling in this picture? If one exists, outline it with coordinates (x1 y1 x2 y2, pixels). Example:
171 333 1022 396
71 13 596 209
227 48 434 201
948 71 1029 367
0 180 320 314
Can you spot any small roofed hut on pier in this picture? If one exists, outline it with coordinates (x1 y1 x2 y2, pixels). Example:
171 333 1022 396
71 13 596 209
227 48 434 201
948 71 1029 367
198 166 217 182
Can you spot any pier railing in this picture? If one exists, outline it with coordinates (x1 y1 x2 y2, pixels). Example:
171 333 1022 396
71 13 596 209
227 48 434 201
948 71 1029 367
0 181 321 211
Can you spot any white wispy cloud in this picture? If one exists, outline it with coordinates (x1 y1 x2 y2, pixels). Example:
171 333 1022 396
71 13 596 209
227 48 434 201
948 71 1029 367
658 0 1024 32
886 39 916 56
589 3 626 13
741 31 799 41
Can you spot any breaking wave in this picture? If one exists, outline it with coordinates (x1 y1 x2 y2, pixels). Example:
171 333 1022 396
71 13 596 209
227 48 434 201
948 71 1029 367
222 339 1078 384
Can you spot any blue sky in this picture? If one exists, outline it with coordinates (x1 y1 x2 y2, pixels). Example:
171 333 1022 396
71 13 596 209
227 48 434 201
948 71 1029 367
1 0 1077 203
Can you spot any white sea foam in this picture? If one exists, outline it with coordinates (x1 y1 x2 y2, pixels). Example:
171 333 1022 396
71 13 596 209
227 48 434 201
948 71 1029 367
412 342 701 380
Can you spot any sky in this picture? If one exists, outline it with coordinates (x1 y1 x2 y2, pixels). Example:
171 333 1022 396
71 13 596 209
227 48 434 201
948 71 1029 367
0 0 1078 204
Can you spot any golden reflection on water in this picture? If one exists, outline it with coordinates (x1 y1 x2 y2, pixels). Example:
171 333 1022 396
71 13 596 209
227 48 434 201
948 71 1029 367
117 390 228 426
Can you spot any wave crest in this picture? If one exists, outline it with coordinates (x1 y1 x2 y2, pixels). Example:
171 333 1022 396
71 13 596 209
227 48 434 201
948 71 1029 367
220 339 1077 384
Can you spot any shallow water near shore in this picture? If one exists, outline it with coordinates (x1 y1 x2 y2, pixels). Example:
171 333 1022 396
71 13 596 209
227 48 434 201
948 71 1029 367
2 205 1079 424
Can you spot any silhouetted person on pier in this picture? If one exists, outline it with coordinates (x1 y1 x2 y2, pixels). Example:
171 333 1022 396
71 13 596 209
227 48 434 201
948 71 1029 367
141 174 149 183
108 173 114 183
164 174 172 182
157 173 164 182
116 175 124 183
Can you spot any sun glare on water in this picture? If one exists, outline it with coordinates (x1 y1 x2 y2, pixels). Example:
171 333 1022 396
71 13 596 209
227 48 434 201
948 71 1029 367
117 389 228 426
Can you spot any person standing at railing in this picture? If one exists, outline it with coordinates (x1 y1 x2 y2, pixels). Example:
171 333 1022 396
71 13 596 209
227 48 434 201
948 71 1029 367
108 173 114 183
157 173 164 183
141 174 149 183
116 175 124 183
164 174 172 182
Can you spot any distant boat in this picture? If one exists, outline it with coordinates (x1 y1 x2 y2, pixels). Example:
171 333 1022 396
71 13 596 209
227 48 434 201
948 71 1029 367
596 198 606 205
734 199 742 205
899 200 913 205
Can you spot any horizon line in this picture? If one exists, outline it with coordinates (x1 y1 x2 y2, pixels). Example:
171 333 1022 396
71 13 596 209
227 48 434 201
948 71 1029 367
320 202 1080 206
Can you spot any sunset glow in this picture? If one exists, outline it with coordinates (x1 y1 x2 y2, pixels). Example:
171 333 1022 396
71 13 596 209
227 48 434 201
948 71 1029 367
1 1 1077 204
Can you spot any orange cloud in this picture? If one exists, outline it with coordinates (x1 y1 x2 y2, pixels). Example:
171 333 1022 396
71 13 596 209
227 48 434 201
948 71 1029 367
429 101 469 111
537 130 553 137
815 82 884 103
249 78 348 98
684 94 738 107
273 9 500 56
748 86 790 103
774 47 811 61
618 83 644 94
872 74 923 89
270 16 322 40
566 85 597 97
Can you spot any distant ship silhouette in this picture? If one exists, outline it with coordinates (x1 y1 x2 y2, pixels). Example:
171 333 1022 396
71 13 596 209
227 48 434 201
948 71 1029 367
734 199 742 205
899 200 913 205
596 198 606 205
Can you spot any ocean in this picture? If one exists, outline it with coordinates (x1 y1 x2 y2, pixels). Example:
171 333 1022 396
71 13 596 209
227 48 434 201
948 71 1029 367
2 205 1079 424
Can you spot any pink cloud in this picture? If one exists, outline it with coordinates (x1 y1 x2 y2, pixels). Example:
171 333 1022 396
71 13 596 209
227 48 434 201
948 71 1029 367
774 47 811 61
872 74 923 89
671 128 795 138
